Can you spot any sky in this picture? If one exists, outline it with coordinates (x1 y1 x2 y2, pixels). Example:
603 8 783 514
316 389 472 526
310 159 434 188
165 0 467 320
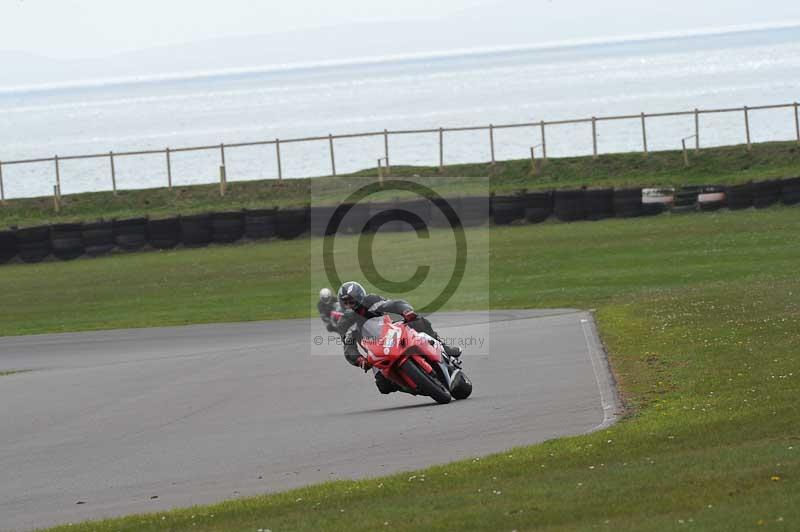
1 0 799 86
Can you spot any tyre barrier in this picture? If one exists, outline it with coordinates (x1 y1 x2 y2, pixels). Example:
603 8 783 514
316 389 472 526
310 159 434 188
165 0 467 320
698 186 726 212
82 221 115 257
585 188 614 221
147 217 181 249
16 225 51 263
2 178 798 269
244 208 278 239
671 185 702 214
0 230 17 264
457 196 490 227
554 189 586 222
275 207 309 240
367 202 405 233
337 203 372 234
211 211 245 243
524 191 553 224
310 205 340 237
753 179 782 209
180 213 212 247
430 197 460 228
114 217 148 251
781 177 800 205
642 188 674 216
51 223 84 261
613 188 643 218
400 199 434 230
726 183 753 210
491 195 526 225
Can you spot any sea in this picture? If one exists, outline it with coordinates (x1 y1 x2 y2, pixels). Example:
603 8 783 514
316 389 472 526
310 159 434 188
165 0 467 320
1 25 799 199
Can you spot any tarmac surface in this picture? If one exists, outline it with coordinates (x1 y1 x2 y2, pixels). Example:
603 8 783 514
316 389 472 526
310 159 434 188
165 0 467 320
0 310 620 531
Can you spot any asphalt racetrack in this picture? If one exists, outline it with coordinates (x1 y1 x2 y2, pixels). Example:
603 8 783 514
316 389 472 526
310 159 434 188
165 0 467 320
0 310 620 531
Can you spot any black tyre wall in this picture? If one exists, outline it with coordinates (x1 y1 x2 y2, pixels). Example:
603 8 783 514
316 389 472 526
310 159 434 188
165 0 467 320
614 188 643 218
114 217 148 251
671 185 701 213
458 196 490 227
554 189 586 222
211 211 245 243
430 197 460 228
82 221 115 257
180 214 212 247
726 183 753 210
491 195 526 225
0 230 18 264
15 226 51 263
244 209 277 239
753 180 781 209
366 202 405 233
310 206 339 237
147 217 181 249
51 223 84 261
524 191 553 224
585 188 614 220
781 177 800 205
275 207 310 239
398 199 433 231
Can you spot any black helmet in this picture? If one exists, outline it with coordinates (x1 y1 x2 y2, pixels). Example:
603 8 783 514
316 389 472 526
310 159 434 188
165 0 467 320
338 281 366 309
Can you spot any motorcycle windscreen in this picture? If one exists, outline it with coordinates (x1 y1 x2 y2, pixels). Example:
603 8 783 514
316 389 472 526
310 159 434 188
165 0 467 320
361 317 385 343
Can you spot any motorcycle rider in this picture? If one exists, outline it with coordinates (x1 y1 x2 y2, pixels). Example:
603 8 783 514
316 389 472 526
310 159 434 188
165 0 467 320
336 281 462 395
317 288 342 333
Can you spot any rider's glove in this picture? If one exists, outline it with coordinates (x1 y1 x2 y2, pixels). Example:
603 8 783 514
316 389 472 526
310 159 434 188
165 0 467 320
356 356 372 372
402 310 418 323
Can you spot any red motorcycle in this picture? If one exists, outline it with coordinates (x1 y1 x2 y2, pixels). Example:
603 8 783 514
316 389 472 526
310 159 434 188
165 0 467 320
359 315 472 404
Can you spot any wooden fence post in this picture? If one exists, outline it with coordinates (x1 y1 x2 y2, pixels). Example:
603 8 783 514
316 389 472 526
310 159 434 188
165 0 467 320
0 162 5 204
641 113 649 157
109 151 117 195
540 121 548 162
329 134 337 176
591 117 598 159
439 128 444 171
276 139 283 181
489 124 496 165
682 139 690 167
53 185 60 213
220 143 226 168
794 102 799 145
530 147 537 175
694 109 700 152
54 155 62 198
166 148 173 189
383 129 390 175
219 165 227 197
744 106 752 151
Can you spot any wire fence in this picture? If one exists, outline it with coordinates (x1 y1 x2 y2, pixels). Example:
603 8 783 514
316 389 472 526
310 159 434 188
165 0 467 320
1 101 799 203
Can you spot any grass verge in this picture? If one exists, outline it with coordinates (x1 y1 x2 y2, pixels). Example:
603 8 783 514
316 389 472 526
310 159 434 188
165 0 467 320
10 205 797 530
2 140 798 228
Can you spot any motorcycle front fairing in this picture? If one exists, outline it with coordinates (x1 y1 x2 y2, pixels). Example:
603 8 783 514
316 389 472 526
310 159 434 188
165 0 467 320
361 315 446 391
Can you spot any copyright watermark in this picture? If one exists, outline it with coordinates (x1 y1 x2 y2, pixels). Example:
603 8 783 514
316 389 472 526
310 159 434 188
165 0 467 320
309 175 490 358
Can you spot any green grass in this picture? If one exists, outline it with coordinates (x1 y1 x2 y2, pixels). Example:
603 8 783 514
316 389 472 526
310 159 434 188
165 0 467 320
0 370 30 377
11 205 798 531
2 140 798 228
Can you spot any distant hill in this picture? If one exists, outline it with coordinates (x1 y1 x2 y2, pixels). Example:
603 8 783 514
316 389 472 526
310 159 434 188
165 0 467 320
2 0 799 90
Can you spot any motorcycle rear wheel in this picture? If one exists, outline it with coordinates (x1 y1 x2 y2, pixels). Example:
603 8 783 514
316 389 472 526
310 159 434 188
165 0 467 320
401 359 452 404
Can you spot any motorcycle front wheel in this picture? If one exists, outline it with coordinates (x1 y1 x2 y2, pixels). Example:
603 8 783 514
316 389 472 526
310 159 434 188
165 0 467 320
401 359 452 404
